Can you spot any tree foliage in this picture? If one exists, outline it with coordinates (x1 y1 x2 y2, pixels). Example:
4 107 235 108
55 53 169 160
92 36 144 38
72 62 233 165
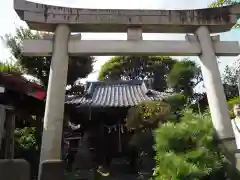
167 59 202 97
222 65 239 99
99 56 203 97
165 93 187 112
209 0 235 8
0 61 23 74
98 56 176 92
2 27 95 89
153 110 227 180
15 127 37 150
125 100 171 130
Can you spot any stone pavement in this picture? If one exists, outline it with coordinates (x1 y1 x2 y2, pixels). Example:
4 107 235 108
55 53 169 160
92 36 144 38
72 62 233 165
69 156 152 180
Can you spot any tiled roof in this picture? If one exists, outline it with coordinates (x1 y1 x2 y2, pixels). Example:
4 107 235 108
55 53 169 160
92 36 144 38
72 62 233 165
65 80 170 108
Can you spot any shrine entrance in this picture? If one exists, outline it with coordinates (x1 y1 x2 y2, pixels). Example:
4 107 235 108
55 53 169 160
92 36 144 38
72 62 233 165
12 0 240 179
64 80 167 178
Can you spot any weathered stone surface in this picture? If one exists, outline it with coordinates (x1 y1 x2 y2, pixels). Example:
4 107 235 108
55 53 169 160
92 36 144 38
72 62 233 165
14 0 240 33
23 39 240 57
0 159 30 180
39 24 70 162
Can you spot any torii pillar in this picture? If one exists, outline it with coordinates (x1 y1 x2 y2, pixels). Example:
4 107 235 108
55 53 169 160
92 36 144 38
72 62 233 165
38 24 70 180
196 26 234 140
196 26 238 171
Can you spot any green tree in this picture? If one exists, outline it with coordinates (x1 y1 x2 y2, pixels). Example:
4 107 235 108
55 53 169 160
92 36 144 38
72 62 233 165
165 93 187 112
221 65 239 99
0 61 23 74
154 109 228 180
167 59 202 97
2 27 95 89
99 56 203 102
98 56 177 92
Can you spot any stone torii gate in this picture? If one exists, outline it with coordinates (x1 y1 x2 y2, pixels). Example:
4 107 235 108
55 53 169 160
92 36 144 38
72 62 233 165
14 0 240 178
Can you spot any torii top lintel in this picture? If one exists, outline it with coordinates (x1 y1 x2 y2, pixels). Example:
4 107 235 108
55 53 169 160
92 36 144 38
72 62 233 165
14 0 240 33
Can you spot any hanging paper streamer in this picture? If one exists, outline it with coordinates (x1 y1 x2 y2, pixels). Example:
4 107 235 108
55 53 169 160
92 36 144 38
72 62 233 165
118 120 122 153
104 124 125 134
121 124 124 133
104 124 117 134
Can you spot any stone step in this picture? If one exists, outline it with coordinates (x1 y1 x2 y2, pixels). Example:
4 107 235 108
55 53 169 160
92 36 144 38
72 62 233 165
65 168 151 180
65 169 95 180
75 169 95 180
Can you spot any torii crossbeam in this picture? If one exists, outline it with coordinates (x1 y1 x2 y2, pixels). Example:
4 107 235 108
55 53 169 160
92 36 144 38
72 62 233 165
23 37 240 56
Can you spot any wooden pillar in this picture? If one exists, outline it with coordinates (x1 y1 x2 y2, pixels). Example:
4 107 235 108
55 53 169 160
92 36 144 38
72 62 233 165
36 116 43 151
0 105 6 150
4 108 15 159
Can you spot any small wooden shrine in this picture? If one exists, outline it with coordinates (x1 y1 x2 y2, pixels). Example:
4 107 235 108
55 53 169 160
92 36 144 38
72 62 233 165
65 80 169 155
0 72 46 159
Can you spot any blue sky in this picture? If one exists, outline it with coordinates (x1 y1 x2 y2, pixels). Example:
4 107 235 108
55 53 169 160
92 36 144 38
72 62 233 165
0 0 240 84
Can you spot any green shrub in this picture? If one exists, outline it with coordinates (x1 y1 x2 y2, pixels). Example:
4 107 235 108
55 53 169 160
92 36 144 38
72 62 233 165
125 100 170 130
15 127 37 150
153 109 227 180
165 93 186 112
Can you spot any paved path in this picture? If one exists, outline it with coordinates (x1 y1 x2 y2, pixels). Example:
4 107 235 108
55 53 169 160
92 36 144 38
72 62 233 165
66 146 153 180
68 155 152 180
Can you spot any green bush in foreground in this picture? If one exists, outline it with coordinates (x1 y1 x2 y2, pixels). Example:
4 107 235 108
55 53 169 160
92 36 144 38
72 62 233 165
153 110 227 180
